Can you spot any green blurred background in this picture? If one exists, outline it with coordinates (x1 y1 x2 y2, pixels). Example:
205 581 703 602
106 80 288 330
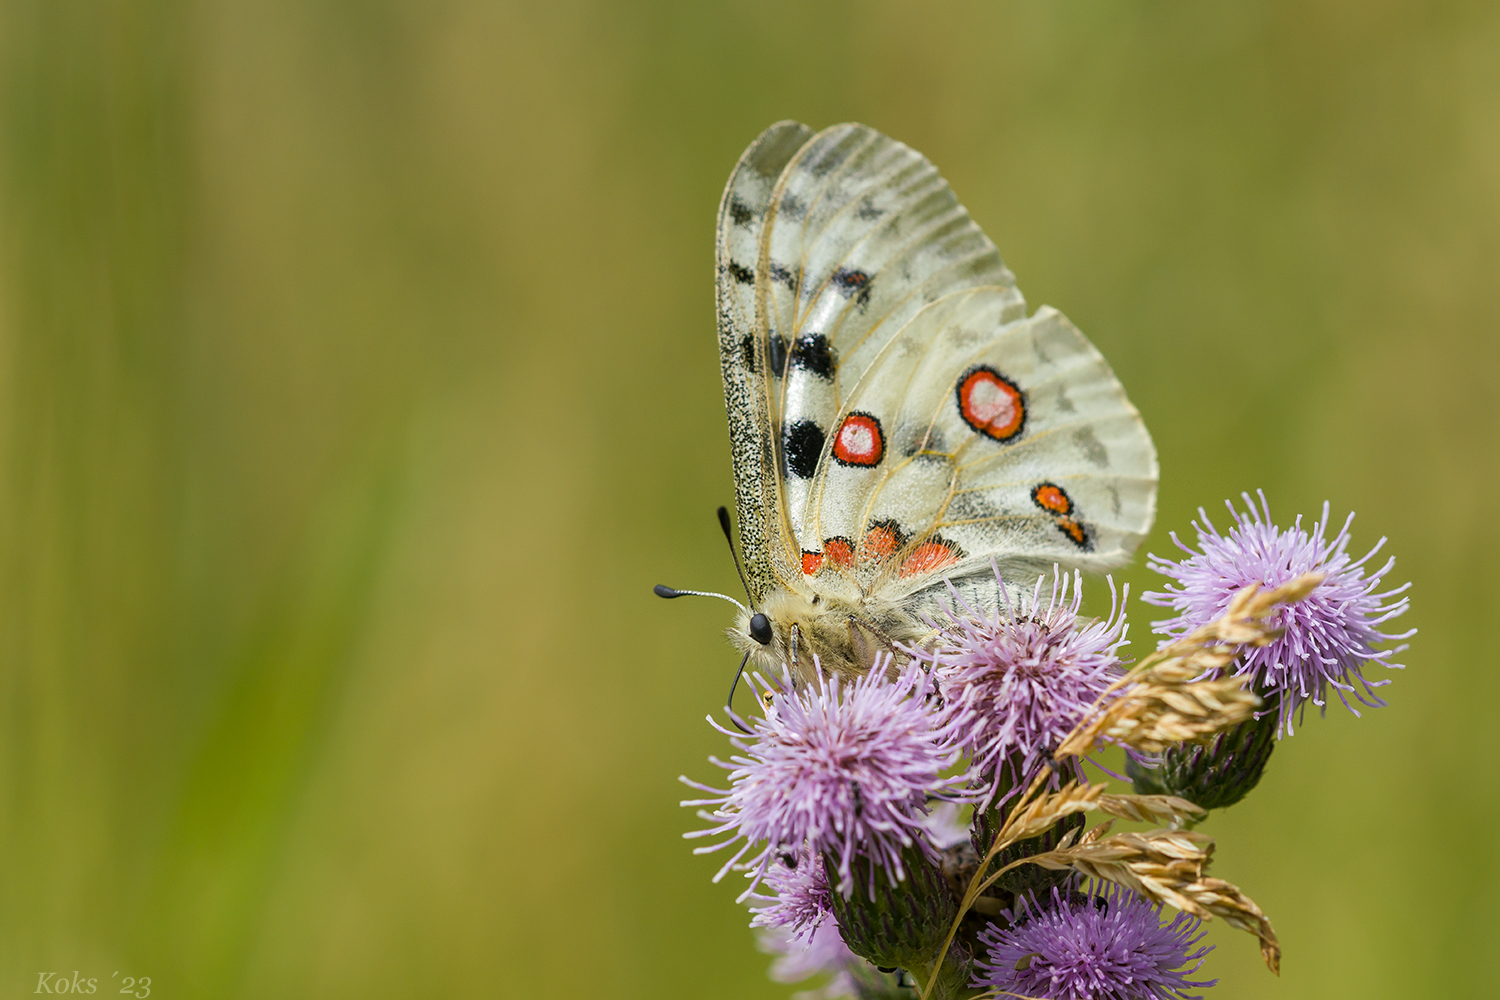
0 1 1494 997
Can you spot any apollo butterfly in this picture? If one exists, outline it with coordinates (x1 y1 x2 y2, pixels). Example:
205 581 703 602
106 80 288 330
682 121 1158 690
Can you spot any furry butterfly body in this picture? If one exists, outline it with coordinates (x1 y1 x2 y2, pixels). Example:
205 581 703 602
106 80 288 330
716 122 1157 687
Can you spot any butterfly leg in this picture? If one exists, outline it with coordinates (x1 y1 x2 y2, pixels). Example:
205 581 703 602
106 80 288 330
846 616 904 679
788 623 801 687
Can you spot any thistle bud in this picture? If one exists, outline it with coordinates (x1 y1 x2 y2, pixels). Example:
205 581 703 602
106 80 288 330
1130 708 1277 812
827 845 958 973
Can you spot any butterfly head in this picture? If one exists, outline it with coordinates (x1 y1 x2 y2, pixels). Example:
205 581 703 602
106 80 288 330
728 582 923 688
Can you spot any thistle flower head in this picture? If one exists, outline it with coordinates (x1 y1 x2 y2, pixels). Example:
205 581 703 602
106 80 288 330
907 568 1128 808
747 847 833 940
757 920 861 1000
1144 491 1413 733
974 883 1216 1000
682 658 959 898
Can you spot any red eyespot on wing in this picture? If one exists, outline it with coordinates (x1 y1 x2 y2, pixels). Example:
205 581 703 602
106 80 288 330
899 539 963 578
832 412 884 467
1031 482 1091 549
958 367 1025 441
823 537 855 569
801 550 824 576
1057 517 1089 548
1031 482 1073 516
860 521 906 563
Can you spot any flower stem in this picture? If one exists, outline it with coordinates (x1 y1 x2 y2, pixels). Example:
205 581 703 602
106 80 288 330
919 768 1054 1000
913 954 983 1000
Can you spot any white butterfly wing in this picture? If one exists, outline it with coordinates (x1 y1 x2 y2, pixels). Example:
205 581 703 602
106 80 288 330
716 121 1157 610
716 121 815 600
811 290 1157 612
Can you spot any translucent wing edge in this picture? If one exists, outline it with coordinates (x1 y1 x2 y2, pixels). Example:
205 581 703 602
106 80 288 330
716 121 816 600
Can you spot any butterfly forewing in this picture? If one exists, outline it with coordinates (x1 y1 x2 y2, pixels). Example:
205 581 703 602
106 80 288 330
751 125 1022 555
716 121 814 602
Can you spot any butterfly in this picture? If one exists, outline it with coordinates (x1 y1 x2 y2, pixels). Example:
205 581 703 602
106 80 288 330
685 121 1157 692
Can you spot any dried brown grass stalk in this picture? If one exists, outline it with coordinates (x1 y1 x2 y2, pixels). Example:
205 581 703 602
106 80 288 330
993 778 1103 845
921 769 1071 1000
921 775 1278 999
1058 674 1259 756
1056 574 1323 758
982 787 1205 891
1026 829 1281 974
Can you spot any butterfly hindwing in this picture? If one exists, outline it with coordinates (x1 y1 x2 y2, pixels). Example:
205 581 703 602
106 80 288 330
797 283 1156 606
888 302 1156 610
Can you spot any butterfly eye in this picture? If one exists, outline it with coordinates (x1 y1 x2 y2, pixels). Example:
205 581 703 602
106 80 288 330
749 612 773 645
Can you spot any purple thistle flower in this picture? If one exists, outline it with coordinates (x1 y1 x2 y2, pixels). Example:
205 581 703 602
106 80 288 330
682 658 959 899
974 883 1216 1000
907 568 1129 809
1143 491 1413 734
757 921 861 1000
919 800 972 851
747 847 834 940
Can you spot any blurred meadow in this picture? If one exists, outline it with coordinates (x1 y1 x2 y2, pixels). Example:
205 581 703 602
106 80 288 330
0 1 1496 997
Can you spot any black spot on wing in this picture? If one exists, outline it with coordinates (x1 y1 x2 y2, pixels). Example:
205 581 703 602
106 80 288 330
784 421 825 479
769 261 796 288
779 192 807 221
832 268 873 305
729 198 754 226
790 334 837 380
768 335 788 377
855 195 883 221
739 333 756 373
725 261 754 285
945 490 1000 523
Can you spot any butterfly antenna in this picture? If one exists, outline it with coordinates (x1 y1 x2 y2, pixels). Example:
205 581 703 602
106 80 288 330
652 584 748 615
724 650 754 734
717 505 754 603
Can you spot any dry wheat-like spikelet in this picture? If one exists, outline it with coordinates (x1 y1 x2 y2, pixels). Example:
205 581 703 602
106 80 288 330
1056 674 1260 756
1176 876 1281 974
987 785 1205 862
1024 828 1281 974
1095 792 1206 827
1137 573 1324 684
930 777 1273 998
993 778 1104 845
1055 574 1324 758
